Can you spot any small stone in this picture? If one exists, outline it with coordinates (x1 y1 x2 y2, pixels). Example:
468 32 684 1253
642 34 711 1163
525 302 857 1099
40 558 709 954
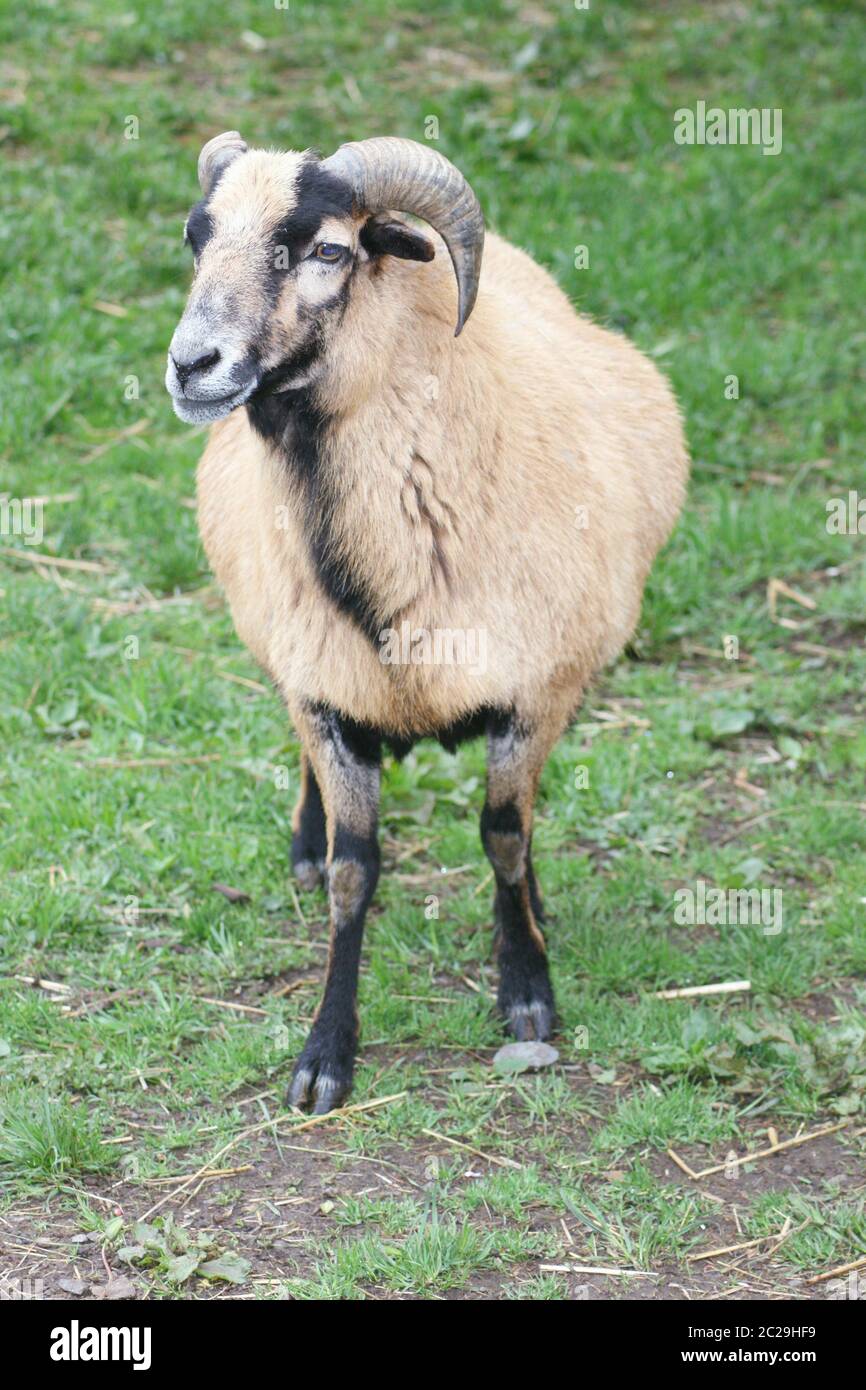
57 1278 89 1295
493 1041 559 1075
90 1275 138 1300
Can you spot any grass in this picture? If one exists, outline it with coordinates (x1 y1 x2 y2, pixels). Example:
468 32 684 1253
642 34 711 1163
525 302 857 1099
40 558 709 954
0 1094 117 1182
1 0 865 1300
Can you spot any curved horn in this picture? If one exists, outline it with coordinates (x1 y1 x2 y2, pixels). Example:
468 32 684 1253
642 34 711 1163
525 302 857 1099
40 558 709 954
322 137 484 335
198 130 248 195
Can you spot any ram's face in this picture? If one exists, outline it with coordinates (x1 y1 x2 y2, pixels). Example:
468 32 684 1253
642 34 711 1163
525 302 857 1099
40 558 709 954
166 132 484 425
166 150 362 424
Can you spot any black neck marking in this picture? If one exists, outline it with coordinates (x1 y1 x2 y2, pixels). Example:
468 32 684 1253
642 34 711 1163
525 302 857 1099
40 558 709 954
243 158 383 644
248 378 384 646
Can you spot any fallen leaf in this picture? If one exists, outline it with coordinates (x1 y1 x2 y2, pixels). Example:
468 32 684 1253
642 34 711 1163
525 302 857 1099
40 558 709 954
212 882 251 904
116 1245 146 1264
165 1252 199 1284
708 707 754 738
198 1252 251 1284
588 1062 618 1084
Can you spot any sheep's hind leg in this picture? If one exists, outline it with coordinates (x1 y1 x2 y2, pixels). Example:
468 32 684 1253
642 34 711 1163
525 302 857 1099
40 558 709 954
291 754 327 892
286 705 381 1114
481 709 565 1042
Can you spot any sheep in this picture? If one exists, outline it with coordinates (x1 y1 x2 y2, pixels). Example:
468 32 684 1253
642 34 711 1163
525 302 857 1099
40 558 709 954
166 132 689 1113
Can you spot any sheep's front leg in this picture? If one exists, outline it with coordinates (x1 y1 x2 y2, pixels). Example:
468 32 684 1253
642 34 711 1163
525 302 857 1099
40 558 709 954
481 712 561 1041
287 705 381 1114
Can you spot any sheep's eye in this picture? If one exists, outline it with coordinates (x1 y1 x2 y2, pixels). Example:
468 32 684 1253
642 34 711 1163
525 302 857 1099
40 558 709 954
314 242 344 263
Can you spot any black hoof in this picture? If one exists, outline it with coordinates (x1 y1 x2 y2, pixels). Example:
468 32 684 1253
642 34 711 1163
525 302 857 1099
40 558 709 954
503 997 555 1041
286 1026 356 1115
498 960 556 1042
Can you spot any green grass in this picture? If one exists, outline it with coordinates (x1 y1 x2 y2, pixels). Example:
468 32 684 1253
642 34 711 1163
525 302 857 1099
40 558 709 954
0 1094 117 1183
1 0 865 1299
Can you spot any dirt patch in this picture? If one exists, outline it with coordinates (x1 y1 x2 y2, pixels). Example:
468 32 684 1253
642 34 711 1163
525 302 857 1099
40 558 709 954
0 1130 429 1302
3 1067 862 1301
654 1126 865 1202
648 1125 866 1301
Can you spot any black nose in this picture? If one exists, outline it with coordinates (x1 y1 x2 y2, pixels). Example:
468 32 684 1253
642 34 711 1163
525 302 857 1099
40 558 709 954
172 349 221 389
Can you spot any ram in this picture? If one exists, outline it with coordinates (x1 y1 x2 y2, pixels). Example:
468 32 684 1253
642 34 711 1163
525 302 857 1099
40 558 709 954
166 132 689 1114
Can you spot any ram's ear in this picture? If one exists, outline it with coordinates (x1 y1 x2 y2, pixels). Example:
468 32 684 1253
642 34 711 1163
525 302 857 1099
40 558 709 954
360 214 435 262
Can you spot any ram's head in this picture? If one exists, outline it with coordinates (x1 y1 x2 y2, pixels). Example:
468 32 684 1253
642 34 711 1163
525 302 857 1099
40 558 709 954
165 133 484 424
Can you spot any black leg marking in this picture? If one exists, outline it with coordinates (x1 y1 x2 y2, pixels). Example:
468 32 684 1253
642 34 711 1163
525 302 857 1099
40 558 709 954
287 826 380 1113
481 801 555 1041
493 884 555 1040
291 755 327 891
287 706 381 1114
481 711 561 1041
